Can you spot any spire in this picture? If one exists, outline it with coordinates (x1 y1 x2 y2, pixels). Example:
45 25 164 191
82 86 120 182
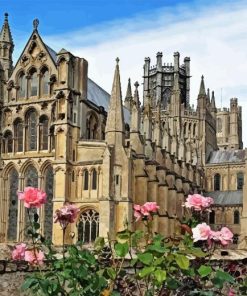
124 78 132 110
199 75 206 96
105 58 125 145
211 91 216 109
0 13 13 44
207 88 210 100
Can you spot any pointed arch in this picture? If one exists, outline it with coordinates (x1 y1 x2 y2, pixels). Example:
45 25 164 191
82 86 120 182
17 70 26 99
91 168 97 190
2 130 13 153
40 66 49 96
39 115 49 150
25 108 37 151
86 111 99 140
28 67 38 97
77 209 99 243
14 118 23 152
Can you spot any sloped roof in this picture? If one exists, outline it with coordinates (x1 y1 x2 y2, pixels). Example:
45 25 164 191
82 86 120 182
45 44 57 63
207 190 243 205
207 150 245 164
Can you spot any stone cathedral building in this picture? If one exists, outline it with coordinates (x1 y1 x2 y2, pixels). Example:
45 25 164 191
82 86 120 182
0 15 246 248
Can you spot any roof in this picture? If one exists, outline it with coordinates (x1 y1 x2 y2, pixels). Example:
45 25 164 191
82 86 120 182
207 190 243 205
45 44 57 63
207 150 245 164
87 77 130 124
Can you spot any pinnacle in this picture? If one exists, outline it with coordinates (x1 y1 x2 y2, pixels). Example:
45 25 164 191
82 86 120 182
0 12 14 44
199 75 206 96
125 78 132 100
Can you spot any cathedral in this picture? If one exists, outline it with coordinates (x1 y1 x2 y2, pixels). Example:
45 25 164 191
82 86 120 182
0 14 246 248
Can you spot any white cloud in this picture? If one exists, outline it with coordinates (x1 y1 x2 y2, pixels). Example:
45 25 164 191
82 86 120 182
43 0 247 147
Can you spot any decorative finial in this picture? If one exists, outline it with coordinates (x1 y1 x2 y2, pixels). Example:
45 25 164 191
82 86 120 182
116 57 120 64
134 81 139 88
201 75 204 80
4 13 8 21
33 19 39 31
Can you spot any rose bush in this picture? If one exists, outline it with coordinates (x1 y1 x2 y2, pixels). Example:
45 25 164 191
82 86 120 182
10 189 246 295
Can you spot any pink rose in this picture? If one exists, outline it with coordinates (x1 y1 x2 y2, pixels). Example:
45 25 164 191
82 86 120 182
18 187 47 208
12 243 26 260
133 205 142 221
24 249 45 265
142 202 160 214
185 194 214 211
54 204 80 229
228 288 235 296
192 223 211 242
211 227 233 246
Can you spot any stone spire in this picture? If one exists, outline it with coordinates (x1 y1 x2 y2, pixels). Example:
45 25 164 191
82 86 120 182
133 81 140 105
124 78 132 110
105 58 125 146
0 13 13 44
130 81 140 132
211 91 216 109
199 75 206 96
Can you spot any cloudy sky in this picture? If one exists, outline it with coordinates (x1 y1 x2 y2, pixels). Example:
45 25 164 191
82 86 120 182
2 0 247 146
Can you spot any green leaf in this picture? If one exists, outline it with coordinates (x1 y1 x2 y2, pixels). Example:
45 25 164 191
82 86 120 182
153 257 165 266
138 266 155 278
137 252 153 265
147 244 167 253
116 230 130 244
198 265 212 278
21 277 38 291
94 237 105 251
114 242 129 258
106 267 116 280
33 222 40 230
154 269 166 284
175 254 190 270
215 270 235 283
166 277 179 290
190 248 207 258
131 230 144 247
130 258 138 266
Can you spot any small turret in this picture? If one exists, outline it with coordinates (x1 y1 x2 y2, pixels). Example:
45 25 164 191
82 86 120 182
210 91 217 118
199 75 206 96
124 78 132 110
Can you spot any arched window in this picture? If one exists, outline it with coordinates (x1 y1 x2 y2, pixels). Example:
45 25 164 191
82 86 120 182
40 68 49 96
24 165 38 237
3 131 13 153
50 126 55 150
209 210 215 224
26 110 37 151
39 116 49 150
29 68 38 97
161 88 171 109
44 166 53 240
18 72 26 98
237 172 244 190
193 124 197 136
77 209 99 243
14 119 23 152
86 113 98 140
217 118 222 133
84 170 89 190
92 169 97 190
214 174 221 191
184 122 187 136
72 171 75 182
234 210 240 224
7 168 19 241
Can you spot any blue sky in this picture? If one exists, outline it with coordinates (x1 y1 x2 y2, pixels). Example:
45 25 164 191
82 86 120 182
1 0 247 146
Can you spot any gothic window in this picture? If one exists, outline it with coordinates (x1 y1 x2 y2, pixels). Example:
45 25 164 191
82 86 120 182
86 113 98 140
18 72 26 98
184 122 187 136
161 88 171 109
3 131 13 153
44 166 53 240
24 165 38 236
214 174 221 191
29 68 38 97
92 169 97 190
72 171 75 182
209 210 215 224
237 172 244 190
26 110 37 151
39 116 49 150
40 67 49 96
234 210 240 224
7 168 19 241
83 170 89 190
50 126 55 150
77 209 99 243
193 124 197 136
217 118 222 133
14 119 23 152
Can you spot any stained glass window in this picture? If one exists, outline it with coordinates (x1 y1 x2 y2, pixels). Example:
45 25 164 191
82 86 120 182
26 110 37 151
214 174 221 191
77 210 99 243
39 116 49 150
237 173 244 190
41 68 49 96
44 166 53 240
84 170 89 190
18 72 26 98
30 69 38 96
15 120 23 152
7 168 19 241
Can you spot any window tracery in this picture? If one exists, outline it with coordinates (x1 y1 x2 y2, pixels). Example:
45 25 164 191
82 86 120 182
237 172 244 190
41 67 49 96
14 119 23 152
39 116 49 150
83 170 89 190
26 110 37 151
2 131 13 153
29 68 38 97
18 72 26 99
77 209 99 243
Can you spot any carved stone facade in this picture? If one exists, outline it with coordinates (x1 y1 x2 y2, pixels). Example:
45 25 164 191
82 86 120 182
0 15 246 249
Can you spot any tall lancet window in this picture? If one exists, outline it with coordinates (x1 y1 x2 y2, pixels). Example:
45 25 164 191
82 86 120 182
7 168 19 241
44 166 54 240
41 67 49 96
39 116 49 150
18 72 26 99
26 110 37 151
29 68 38 97
14 119 23 152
